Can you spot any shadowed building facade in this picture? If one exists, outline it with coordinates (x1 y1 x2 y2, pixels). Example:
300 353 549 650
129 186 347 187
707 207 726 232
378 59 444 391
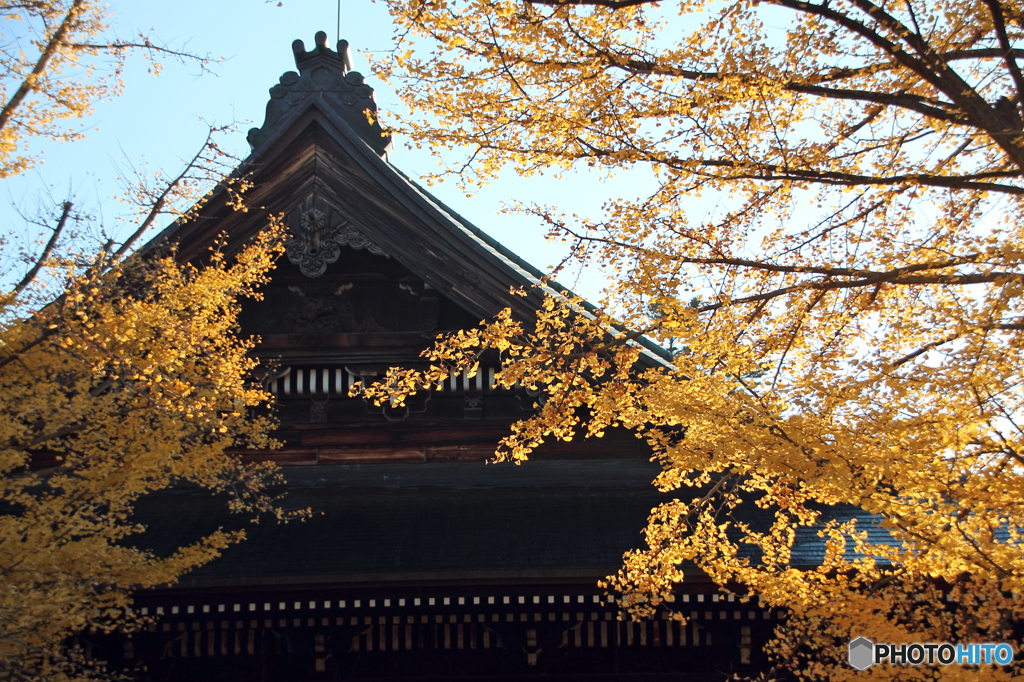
84 32 874 681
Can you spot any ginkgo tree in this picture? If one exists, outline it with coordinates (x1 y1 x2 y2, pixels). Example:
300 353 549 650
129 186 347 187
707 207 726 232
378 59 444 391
0 2 290 680
362 0 1024 677
0 0 216 179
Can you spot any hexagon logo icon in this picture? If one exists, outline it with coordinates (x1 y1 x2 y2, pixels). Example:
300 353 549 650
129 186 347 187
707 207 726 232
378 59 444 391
849 636 875 670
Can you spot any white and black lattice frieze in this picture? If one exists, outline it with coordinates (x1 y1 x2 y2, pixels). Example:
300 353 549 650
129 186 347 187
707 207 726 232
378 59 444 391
285 194 389 278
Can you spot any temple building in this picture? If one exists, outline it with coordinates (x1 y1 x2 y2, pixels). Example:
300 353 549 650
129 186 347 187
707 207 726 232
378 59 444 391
95 32 805 681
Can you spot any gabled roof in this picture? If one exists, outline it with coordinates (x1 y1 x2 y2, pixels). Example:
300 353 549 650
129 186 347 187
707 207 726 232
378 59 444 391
144 33 672 366
128 37 891 593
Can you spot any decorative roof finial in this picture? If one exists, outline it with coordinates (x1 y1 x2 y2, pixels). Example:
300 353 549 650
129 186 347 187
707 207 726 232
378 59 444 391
247 33 393 157
291 31 353 75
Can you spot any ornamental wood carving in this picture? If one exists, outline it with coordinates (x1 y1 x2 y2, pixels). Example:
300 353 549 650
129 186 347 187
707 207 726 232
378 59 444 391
285 194 388 278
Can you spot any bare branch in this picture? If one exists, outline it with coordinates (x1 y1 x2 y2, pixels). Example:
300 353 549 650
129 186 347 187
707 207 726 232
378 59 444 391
680 158 1024 195
982 0 1024 106
66 41 214 72
113 127 220 259
12 201 71 297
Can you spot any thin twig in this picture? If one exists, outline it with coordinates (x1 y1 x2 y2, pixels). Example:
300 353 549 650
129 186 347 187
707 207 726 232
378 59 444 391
13 201 71 296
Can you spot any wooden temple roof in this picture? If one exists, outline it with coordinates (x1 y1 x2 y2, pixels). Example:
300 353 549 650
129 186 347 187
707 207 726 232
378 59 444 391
99 34 895 682
144 31 671 368
131 461 888 590
130 31 888 593
134 461 666 589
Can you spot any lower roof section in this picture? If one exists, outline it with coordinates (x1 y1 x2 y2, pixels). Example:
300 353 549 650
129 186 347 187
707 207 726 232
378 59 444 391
132 460 889 591
132 460 668 590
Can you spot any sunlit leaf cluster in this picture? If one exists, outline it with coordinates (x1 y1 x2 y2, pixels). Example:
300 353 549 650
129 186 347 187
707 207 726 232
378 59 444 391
0 0 215 178
371 0 1024 676
0 222 292 680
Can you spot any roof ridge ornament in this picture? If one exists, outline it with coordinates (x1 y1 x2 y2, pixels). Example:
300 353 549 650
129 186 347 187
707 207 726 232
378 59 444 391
286 194 389 278
247 31 393 157
293 31 353 75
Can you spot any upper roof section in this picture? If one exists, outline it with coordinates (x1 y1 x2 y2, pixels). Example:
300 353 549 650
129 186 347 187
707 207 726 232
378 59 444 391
147 34 671 369
246 31 393 157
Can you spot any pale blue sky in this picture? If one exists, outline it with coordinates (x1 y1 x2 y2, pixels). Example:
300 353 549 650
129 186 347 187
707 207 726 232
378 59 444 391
2 0 650 299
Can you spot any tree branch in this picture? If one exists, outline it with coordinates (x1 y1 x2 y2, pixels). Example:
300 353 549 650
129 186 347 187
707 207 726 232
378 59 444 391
12 201 71 297
698 271 1024 312
0 0 85 137
681 158 1024 194
982 0 1024 106
787 0 1024 167
67 41 213 72
113 127 220 259
607 58 966 124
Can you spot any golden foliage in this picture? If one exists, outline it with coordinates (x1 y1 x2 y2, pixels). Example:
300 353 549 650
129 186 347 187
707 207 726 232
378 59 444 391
0 4 289 678
0 0 215 178
368 0 1024 676
0 225 288 680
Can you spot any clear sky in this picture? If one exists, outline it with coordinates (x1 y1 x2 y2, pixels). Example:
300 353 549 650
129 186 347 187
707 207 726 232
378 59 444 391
2 0 645 300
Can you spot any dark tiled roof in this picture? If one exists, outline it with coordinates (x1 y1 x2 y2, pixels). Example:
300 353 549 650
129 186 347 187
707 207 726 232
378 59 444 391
728 501 895 567
132 461 668 588
130 461 893 589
